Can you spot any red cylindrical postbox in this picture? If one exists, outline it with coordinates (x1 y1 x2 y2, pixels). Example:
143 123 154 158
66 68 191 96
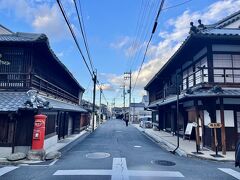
32 114 47 150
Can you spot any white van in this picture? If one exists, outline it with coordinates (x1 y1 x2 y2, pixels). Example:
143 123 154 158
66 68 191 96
139 116 152 128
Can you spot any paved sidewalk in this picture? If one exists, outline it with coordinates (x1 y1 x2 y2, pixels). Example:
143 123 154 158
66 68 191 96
0 130 89 165
132 124 235 162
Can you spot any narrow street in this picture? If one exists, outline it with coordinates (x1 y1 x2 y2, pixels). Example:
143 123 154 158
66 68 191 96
0 119 239 180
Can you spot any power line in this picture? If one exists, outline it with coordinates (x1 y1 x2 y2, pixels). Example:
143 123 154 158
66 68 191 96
129 0 158 71
132 0 165 92
162 0 193 11
74 0 95 72
57 0 94 78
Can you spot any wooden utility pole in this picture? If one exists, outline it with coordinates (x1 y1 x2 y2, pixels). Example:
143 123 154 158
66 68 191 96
92 72 97 132
123 84 126 110
194 100 201 153
99 86 102 126
220 97 226 155
124 71 132 121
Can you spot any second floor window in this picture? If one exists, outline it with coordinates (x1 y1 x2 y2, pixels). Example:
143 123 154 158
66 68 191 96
213 54 240 83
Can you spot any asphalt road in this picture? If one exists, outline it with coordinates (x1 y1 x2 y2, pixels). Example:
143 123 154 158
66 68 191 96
1 119 240 180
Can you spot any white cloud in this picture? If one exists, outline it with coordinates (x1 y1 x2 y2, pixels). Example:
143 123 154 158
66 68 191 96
110 36 131 49
96 83 114 91
0 0 74 41
110 36 144 58
106 0 240 94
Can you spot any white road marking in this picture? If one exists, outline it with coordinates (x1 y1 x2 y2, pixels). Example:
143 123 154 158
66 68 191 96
129 170 184 177
219 168 240 180
112 158 129 180
0 166 18 176
53 157 184 179
49 159 58 166
54 170 112 176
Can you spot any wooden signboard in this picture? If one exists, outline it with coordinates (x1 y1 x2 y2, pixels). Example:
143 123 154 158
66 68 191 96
208 123 222 129
185 123 193 135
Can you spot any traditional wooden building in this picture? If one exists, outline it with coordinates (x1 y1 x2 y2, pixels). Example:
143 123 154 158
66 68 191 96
145 11 240 153
0 25 88 156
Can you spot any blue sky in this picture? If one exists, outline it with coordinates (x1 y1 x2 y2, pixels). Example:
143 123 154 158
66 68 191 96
0 0 239 107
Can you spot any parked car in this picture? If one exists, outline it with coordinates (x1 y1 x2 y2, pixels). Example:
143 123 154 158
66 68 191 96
139 117 153 128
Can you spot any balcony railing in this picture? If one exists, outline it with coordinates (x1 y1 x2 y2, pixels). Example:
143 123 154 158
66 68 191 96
0 73 30 89
0 73 79 104
31 75 79 104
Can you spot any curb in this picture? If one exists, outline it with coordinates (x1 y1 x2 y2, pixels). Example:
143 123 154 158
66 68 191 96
141 130 187 157
0 130 90 165
132 125 234 162
187 153 235 163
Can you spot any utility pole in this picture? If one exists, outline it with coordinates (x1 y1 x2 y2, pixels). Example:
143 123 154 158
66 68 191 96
112 98 115 118
124 71 132 121
92 71 97 132
99 86 102 126
113 98 115 108
122 84 126 119
122 84 126 110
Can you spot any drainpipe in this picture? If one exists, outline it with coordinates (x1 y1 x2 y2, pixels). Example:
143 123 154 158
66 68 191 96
172 74 180 154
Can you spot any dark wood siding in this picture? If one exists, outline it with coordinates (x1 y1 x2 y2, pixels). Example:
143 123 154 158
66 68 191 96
44 112 57 138
15 111 34 146
0 114 15 146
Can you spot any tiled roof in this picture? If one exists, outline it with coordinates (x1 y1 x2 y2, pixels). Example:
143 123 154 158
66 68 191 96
0 32 47 42
148 94 184 108
0 92 28 111
0 91 87 112
214 10 240 28
148 88 240 108
201 28 240 36
44 97 87 112
186 88 240 98
0 24 13 35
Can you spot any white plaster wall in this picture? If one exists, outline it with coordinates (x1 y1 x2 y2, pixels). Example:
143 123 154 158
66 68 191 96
14 146 31 154
68 116 73 135
216 110 234 127
212 44 240 52
44 135 58 150
204 110 234 127
204 110 211 126
0 147 12 157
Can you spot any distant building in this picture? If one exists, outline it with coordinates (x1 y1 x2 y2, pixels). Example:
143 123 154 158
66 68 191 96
129 102 151 123
141 95 149 107
145 11 240 152
111 107 125 119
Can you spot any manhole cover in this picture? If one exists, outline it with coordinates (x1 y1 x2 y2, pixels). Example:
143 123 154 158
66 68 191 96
134 145 142 148
151 160 176 166
86 152 110 159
